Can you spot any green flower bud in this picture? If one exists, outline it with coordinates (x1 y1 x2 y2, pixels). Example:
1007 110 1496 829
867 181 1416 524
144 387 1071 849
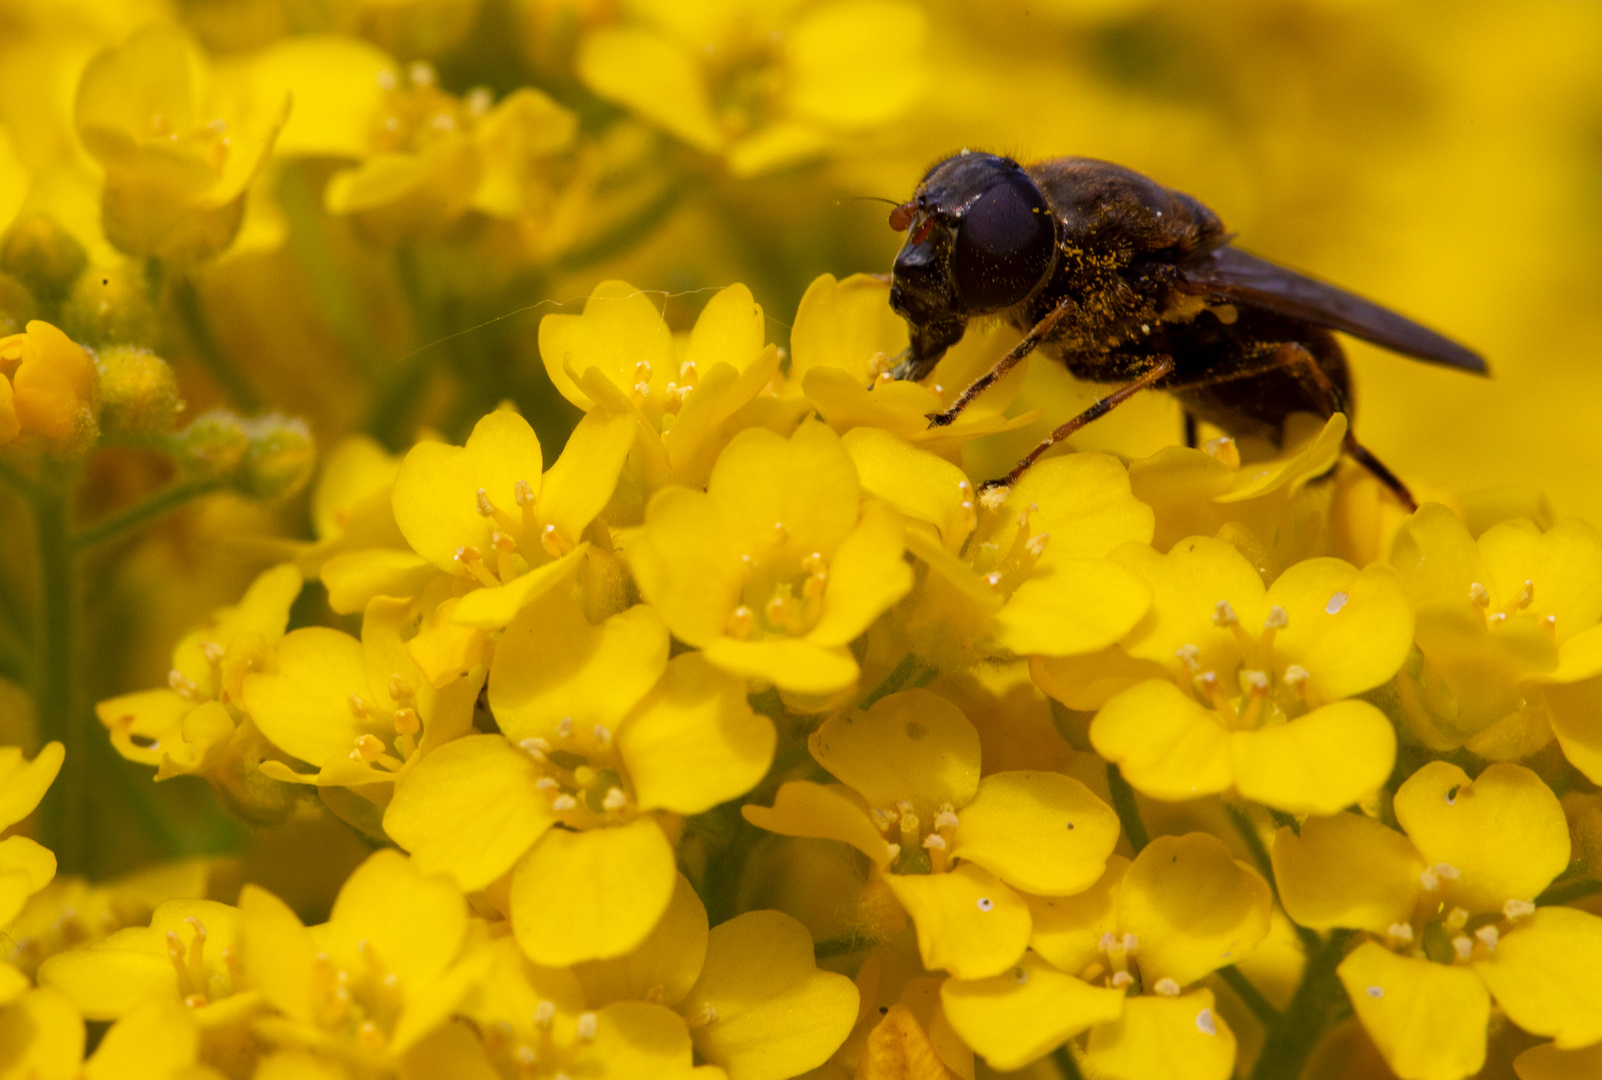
170 409 250 479
1 214 89 305
96 345 181 439
60 261 158 347
0 271 38 336
237 414 315 500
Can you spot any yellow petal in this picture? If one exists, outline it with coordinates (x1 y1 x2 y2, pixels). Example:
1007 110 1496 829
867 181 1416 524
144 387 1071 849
1478 517 1602 650
536 410 636 547
1119 833 1272 986
803 365 936 441
237 884 318 1022
0 837 54 923
391 409 543 572
0 964 25 1007
1393 761 1569 913
1111 536 1265 677
321 548 437 615
1266 558 1415 703
710 421 861 562
788 274 908 387
1545 677 1602 783
489 595 669 743
883 865 1032 980
941 952 1124 1071
447 542 588 629
1337 942 1488 1080
843 428 975 550
241 627 385 767
1030 648 1168 712
683 284 767 375
510 819 678 965
538 279 674 412
992 558 1153 658
84 997 198 1080
951 771 1119 896
1271 813 1423 934
618 653 775 815
741 781 895 867
171 563 303 693
810 688 980 812
397 1018 499 1080
809 500 913 647
986 454 1155 564
682 909 860 1080
628 486 746 647
590 1000 701 1079
786 0 928 128
1027 856 1129 974
1475 907 1602 1049
1215 413 1345 503
575 872 707 1011
1090 680 1233 802
384 735 555 891
577 29 723 152
0 987 85 1080
1080 989 1236 1080
703 636 861 695
1229 700 1396 815
0 741 63 831
661 348 782 478
250 35 395 159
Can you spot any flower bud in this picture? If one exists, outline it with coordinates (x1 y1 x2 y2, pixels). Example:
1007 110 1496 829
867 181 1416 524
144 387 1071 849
61 261 158 347
96 345 181 439
0 319 100 454
169 409 249 479
1 214 89 305
237 415 315 500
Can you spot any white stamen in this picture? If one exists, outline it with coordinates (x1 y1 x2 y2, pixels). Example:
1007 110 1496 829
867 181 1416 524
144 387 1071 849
933 808 960 830
533 1000 555 1029
1263 605 1288 630
535 778 558 792
593 724 612 748
1212 600 1239 627
513 479 535 507
1504 899 1536 920
602 787 628 812
1025 533 1050 558
556 717 573 738
1240 669 1269 694
1154 977 1181 996
575 1012 597 1040
1386 923 1414 944
1452 936 1473 960
1475 925 1499 951
1111 971 1133 988
1282 664 1310 687
922 834 947 852
1469 582 1490 607
552 794 578 811
1325 591 1349 614
199 641 224 664
476 488 495 516
1175 644 1201 672
978 485 1010 511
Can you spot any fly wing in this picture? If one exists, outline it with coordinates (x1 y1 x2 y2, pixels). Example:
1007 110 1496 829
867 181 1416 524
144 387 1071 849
1182 246 1488 374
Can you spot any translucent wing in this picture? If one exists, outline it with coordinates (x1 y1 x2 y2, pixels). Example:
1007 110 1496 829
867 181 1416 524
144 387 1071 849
1182 246 1488 374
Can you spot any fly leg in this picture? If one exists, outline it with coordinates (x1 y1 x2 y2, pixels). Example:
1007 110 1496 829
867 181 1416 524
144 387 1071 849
976 355 1176 498
926 296 1077 427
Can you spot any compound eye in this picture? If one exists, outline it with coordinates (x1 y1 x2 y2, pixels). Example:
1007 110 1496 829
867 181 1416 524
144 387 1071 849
951 171 1055 312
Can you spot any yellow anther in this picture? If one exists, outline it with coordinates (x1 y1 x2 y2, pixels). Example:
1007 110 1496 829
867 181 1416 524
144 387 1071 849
168 669 201 700
679 360 698 383
389 674 415 703
353 735 386 762
1263 605 1288 630
576 1011 598 1040
978 485 1010 512
602 787 628 812
541 523 567 559
1154 977 1181 996
1175 644 1202 673
552 794 578 811
724 605 753 639
393 707 420 736
513 478 536 507
556 716 574 738
348 694 368 718
1504 899 1536 920
1212 600 1239 627
199 640 224 664
476 488 496 517
1518 580 1535 608
357 1019 387 1050
1470 582 1490 608
634 360 653 383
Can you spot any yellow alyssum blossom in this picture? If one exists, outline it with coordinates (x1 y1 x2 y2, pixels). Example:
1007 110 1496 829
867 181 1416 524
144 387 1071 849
1390 504 1602 766
1273 761 1596 1080
1063 536 1409 814
831 945 973 1079
898 451 1155 671
238 848 486 1066
1 741 64 933
74 24 287 261
745 689 1120 979
576 0 928 176
97 563 302 812
941 832 1271 1078
540 280 797 499
386 614 774 966
0 984 83 1080
0 320 98 453
626 419 913 694
788 274 1039 461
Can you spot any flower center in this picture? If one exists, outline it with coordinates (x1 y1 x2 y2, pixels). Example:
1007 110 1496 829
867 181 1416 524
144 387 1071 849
518 720 634 828
872 801 960 875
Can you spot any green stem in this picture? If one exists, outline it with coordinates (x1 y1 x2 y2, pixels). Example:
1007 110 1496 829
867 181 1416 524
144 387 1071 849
1052 1044 1085 1080
1105 762 1148 854
0 567 31 646
173 275 261 412
71 478 226 551
0 453 46 498
0 640 27 685
364 243 438 451
1219 964 1281 1028
32 477 84 872
1227 803 1321 953
859 653 936 710
1537 877 1602 906
1249 930 1352 1080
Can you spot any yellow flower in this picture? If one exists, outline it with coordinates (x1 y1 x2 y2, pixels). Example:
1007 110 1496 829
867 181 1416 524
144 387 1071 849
385 608 774 966
899 452 1155 671
74 25 287 261
788 274 1039 462
1273 762 1596 1080
97 563 303 810
539 280 796 498
1389 503 1602 766
1 741 64 938
0 985 83 1080
831 946 972 1079
576 0 928 176
237 848 485 1064
626 419 913 694
1073 537 1409 814
0 320 98 453
745 689 1120 979
241 594 482 799
940 832 1270 1077
568 873 861 1080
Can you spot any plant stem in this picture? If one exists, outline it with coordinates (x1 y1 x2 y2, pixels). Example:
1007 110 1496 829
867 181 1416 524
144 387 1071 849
173 275 261 412
1537 877 1602 906
1219 964 1282 1028
1249 930 1352 1080
1227 803 1322 953
32 477 84 872
1105 762 1148 854
1052 1044 1085 1080
859 654 936 710
72 478 226 551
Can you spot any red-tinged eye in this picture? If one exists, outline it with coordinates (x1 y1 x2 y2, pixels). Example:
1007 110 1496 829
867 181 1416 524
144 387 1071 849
911 215 935 246
889 201 916 231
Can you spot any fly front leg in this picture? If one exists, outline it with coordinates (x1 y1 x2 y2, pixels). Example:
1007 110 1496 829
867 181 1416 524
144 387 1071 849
926 296 1078 427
